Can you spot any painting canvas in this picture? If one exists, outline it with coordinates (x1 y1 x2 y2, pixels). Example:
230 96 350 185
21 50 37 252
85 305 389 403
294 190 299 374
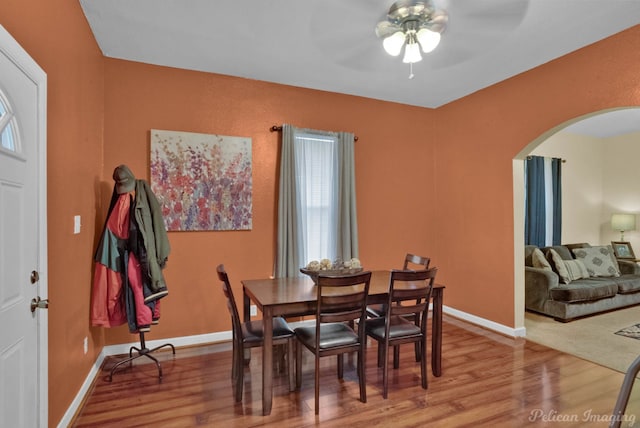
150 129 252 231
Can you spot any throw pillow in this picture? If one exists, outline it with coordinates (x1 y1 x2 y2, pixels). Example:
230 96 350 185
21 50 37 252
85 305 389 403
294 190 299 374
561 259 590 283
571 246 621 277
531 248 552 270
548 249 588 284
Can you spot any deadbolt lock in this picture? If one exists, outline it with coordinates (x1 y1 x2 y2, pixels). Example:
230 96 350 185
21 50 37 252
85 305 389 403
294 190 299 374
30 270 39 284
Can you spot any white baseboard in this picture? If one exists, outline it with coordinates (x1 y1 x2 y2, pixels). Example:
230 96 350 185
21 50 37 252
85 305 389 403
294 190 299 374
57 351 106 428
443 305 527 337
59 308 525 426
100 330 232 356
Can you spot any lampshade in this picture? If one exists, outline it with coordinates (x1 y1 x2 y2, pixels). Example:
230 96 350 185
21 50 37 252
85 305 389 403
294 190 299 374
416 28 441 53
383 31 406 56
611 214 636 232
611 213 636 241
402 39 422 63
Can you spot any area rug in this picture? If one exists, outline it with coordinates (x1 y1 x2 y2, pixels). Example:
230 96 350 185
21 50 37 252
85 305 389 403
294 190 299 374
525 307 640 373
615 323 640 340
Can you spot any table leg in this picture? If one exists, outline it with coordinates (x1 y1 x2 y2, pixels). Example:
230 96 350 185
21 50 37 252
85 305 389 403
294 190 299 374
242 288 252 363
262 306 274 416
431 288 443 377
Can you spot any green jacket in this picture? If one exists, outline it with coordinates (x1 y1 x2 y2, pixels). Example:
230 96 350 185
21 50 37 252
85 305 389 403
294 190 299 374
134 179 171 301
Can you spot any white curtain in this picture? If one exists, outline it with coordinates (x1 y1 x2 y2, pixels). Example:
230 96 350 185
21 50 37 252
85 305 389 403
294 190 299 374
275 124 358 277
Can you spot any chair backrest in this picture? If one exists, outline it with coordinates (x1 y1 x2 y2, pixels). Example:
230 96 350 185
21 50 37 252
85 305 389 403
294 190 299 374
217 264 243 338
403 253 431 270
316 271 372 326
386 268 438 328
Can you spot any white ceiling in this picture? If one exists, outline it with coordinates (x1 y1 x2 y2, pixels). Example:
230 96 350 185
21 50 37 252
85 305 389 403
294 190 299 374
79 0 640 137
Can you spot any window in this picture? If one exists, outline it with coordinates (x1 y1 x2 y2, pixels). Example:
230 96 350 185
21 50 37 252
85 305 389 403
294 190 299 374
275 125 358 277
0 92 17 152
295 132 338 263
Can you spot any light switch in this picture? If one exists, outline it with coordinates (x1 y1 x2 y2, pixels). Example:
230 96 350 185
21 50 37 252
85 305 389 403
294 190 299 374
74 215 81 234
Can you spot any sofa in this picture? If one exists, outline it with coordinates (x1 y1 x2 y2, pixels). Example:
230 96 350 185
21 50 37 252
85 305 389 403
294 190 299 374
525 243 640 322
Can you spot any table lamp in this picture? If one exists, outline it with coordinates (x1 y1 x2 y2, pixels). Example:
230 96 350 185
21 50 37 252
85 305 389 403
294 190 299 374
611 213 636 241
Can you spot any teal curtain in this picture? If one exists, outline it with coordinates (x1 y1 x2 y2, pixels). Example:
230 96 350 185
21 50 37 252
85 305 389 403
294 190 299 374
525 156 562 247
551 158 562 245
525 156 546 247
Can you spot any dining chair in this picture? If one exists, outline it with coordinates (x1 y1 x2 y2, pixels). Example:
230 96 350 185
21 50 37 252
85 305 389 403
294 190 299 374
294 270 372 414
403 253 431 270
366 253 431 319
364 267 437 399
216 264 296 402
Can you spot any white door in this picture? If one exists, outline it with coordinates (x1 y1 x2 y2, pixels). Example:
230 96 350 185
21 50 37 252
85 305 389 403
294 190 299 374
0 25 48 428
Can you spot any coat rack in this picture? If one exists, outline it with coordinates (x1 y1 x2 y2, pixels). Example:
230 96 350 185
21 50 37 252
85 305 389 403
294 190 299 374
107 331 176 382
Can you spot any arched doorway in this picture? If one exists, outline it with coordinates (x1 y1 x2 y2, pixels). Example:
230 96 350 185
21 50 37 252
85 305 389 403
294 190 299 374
513 107 640 332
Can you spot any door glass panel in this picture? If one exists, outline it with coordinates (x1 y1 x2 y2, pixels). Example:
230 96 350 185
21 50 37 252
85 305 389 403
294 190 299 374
0 92 17 152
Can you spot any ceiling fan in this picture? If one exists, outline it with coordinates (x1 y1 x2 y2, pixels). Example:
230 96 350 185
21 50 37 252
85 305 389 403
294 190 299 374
375 0 448 78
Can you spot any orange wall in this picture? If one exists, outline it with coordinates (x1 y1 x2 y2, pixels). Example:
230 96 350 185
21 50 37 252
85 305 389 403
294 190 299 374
0 0 105 425
434 25 640 326
100 59 439 345
2 0 640 425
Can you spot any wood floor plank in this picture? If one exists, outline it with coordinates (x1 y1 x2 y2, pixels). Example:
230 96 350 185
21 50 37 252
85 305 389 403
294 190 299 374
71 315 640 427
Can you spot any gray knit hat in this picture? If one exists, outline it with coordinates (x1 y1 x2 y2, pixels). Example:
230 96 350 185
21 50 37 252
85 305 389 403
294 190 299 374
113 164 136 194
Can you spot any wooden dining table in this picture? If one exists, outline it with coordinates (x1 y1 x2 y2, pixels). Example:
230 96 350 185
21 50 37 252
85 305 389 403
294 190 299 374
241 269 445 416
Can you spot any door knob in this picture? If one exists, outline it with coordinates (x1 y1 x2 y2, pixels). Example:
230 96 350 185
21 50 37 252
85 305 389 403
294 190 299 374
30 296 49 313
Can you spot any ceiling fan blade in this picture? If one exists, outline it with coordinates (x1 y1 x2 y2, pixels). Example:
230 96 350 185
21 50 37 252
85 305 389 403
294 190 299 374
376 21 403 38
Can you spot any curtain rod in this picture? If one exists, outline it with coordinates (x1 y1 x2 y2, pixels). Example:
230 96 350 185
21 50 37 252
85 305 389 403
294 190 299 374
270 125 358 141
526 155 566 163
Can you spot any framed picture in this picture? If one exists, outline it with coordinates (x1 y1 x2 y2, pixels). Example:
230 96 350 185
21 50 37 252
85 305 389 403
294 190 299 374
150 129 252 231
611 241 636 259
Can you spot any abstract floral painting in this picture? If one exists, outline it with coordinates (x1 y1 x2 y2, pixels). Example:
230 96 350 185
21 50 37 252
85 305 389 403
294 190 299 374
150 129 252 231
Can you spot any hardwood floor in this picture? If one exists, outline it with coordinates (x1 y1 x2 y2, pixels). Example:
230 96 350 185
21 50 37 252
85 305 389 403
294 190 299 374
71 316 640 427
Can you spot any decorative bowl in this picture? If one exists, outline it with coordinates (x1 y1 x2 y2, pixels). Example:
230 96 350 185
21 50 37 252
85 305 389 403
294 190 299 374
300 267 364 285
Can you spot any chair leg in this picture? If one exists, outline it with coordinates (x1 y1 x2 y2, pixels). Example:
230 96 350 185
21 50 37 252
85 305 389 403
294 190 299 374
415 314 422 361
358 345 367 403
377 342 383 367
337 354 344 379
231 342 238 380
315 353 321 415
288 338 295 392
234 346 244 402
421 338 428 390
393 345 400 369
274 344 284 373
296 340 303 390
382 342 389 399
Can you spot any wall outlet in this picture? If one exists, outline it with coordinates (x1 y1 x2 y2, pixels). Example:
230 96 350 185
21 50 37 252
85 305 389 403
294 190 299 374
83 337 88 354
250 305 257 317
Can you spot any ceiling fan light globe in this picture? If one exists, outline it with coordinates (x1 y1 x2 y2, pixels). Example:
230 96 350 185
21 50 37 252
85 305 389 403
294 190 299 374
383 31 406 56
417 28 441 53
402 42 422 63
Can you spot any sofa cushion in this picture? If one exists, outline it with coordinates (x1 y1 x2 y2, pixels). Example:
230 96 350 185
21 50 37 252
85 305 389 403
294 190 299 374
524 245 538 267
543 245 573 260
565 243 591 252
548 249 589 284
549 280 618 303
612 275 640 294
531 248 552 271
572 246 620 277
